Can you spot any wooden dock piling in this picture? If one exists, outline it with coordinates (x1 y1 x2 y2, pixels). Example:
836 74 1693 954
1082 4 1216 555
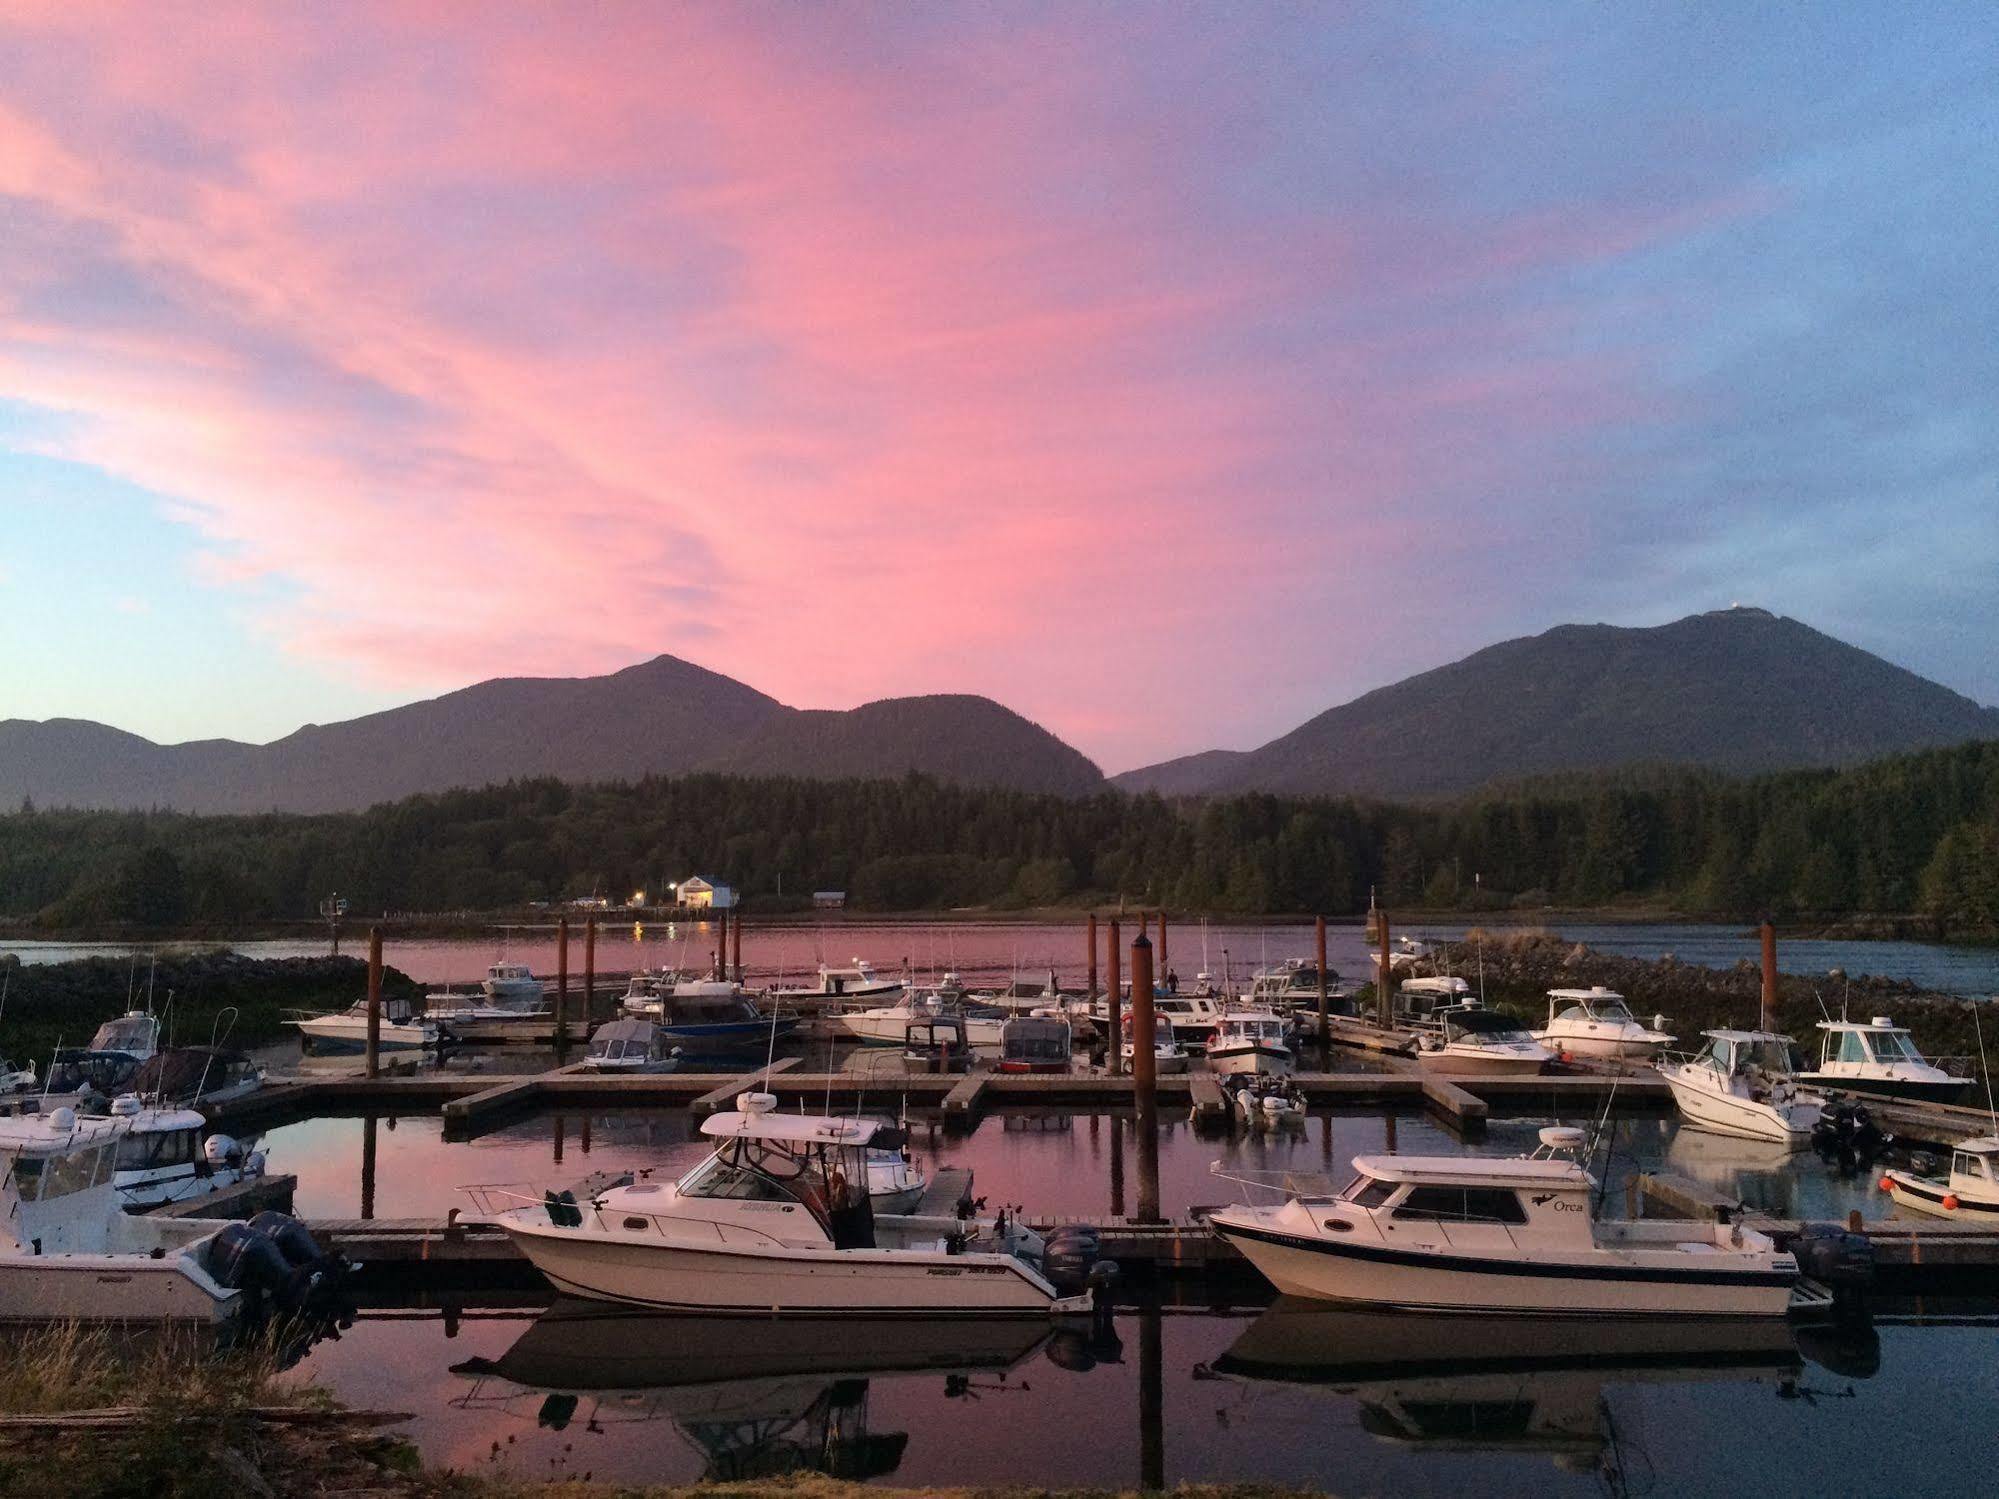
1315 915 1329 1062
732 907 744 985
1087 912 1098 1008
1760 917 1777 1031
365 927 382 1079
584 916 597 1033
554 916 569 1054
1376 911 1392 1027
1131 928 1161 1224
1107 916 1123 1074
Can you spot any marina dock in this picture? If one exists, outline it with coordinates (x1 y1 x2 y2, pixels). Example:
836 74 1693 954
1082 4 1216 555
210 1067 1674 1135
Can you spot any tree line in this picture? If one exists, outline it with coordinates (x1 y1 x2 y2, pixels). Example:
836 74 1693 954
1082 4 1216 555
3 740 1996 935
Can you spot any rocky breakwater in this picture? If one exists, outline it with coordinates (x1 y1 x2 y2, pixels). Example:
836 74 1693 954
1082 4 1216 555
1424 929 1994 1085
0 950 422 1061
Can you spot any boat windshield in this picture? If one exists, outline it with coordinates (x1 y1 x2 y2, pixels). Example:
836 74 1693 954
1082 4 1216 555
1727 1038 1799 1074
1444 1011 1531 1044
1340 1174 1398 1209
1868 1030 1922 1063
10 1142 116 1201
115 1128 197 1171
678 1138 814 1201
90 1017 156 1053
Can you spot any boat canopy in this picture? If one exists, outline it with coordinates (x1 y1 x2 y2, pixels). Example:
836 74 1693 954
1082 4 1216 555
0 1109 127 1158
1347 1152 1591 1189
701 1105 893 1149
88 1014 158 1053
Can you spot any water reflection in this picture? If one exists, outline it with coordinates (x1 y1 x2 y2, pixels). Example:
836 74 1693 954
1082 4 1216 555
448 1300 1052 1482
1211 1299 1811 1477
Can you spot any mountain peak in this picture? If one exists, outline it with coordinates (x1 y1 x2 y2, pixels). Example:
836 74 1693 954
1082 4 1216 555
1112 609 1998 799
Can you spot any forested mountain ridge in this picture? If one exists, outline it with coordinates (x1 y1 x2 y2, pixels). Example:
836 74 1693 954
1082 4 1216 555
6 740 1996 938
1115 608 1999 797
0 656 1100 809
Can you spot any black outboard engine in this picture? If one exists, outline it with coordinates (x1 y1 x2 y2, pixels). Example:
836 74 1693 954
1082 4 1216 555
210 1212 353 1317
1812 1101 1891 1173
1041 1224 1103 1294
1790 1221 1876 1317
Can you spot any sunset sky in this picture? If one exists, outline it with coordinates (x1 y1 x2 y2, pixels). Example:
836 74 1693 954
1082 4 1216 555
3 4 1995 772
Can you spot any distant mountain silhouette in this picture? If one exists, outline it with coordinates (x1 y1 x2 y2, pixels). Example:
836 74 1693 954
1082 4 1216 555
0 657 1100 811
1112 608 1999 799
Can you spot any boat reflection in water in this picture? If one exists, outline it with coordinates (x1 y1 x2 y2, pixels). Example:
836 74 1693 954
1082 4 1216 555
450 1299 1050 1481
1211 1299 1808 1474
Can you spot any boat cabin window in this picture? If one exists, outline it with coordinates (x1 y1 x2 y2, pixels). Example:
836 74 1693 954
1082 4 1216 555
1834 1031 1869 1064
13 1142 115 1201
677 1141 806 1203
116 1129 197 1171
1340 1175 1399 1209
1869 1030 1921 1063
1391 1185 1529 1224
1954 1152 1992 1182
1444 1011 1530 1044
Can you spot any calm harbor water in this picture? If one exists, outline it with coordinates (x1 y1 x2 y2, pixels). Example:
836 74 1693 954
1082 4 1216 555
9 919 1999 994
273 1104 1997 1496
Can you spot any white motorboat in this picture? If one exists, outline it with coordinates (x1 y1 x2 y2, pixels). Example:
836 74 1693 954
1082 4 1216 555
0 1057 35 1098
1396 975 1472 1025
475 1093 1085 1317
291 994 440 1053
1241 959 1341 1012
86 1011 160 1065
104 1095 266 1211
1090 987 1227 1044
583 1018 683 1074
866 1144 927 1214
1800 1017 1969 1105
1415 1003 1551 1077
1660 1030 1822 1147
0 1108 246 1324
128 1046 266 1107
838 995 1005 1048
482 962 544 1005
1122 1013 1190 1075
770 961 905 1012
1881 1135 1999 1222
1208 1126 1800 1317
1534 987 1675 1063
1206 1010 1294 1078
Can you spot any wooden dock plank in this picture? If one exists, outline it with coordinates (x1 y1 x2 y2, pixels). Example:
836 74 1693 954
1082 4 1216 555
1187 1075 1227 1120
689 1056 801 1114
942 1068 992 1118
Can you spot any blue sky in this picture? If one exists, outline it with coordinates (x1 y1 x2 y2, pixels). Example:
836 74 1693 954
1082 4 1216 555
1 4 1994 770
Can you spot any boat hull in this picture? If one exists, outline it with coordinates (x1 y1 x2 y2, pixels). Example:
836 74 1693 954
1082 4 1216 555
1210 1218 1795 1318
1882 1172 1999 1223
1662 1069 1817 1147
495 1217 1060 1317
1208 1044 1293 1078
292 1018 435 1053
1416 1050 1547 1078
1799 1073 1973 1105
1536 1031 1670 1063
0 1256 242 1326
658 1018 798 1056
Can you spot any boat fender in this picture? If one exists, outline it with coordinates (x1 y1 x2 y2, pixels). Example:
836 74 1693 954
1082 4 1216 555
1944 1194 1960 1211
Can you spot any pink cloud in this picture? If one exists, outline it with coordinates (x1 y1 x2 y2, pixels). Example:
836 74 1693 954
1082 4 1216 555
0 7 1765 768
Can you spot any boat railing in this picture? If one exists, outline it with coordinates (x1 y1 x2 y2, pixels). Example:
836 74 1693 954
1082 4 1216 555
1205 1161 1339 1201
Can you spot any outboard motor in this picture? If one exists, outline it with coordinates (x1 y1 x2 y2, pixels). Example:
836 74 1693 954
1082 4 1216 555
211 1213 353 1317
1812 1102 1891 1173
1790 1221 1876 1316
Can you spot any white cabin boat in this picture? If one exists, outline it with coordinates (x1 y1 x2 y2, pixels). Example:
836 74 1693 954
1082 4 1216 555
476 1093 1084 1317
1090 988 1227 1044
0 1057 35 1098
1206 1010 1294 1078
482 962 544 1005
1414 1003 1551 1077
1208 1126 1800 1317
1660 1030 1822 1147
291 994 439 1054
1800 1017 1969 1105
866 1145 927 1214
86 1012 160 1064
1242 960 1342 1013
838 995 1005 1048
583 1018 682 1074
1121 1013 1190 1075
0 1109 246 1325
770 962 905 1011
1881 1135 1999 1223
1534 987 1674 1063
105 1095 265 1210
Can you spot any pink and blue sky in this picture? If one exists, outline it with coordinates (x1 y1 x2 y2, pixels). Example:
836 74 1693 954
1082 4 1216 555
2 4 1995 772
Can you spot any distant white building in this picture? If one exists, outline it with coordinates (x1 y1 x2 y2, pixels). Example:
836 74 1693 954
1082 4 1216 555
678 876 736 910
813 890 847 910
